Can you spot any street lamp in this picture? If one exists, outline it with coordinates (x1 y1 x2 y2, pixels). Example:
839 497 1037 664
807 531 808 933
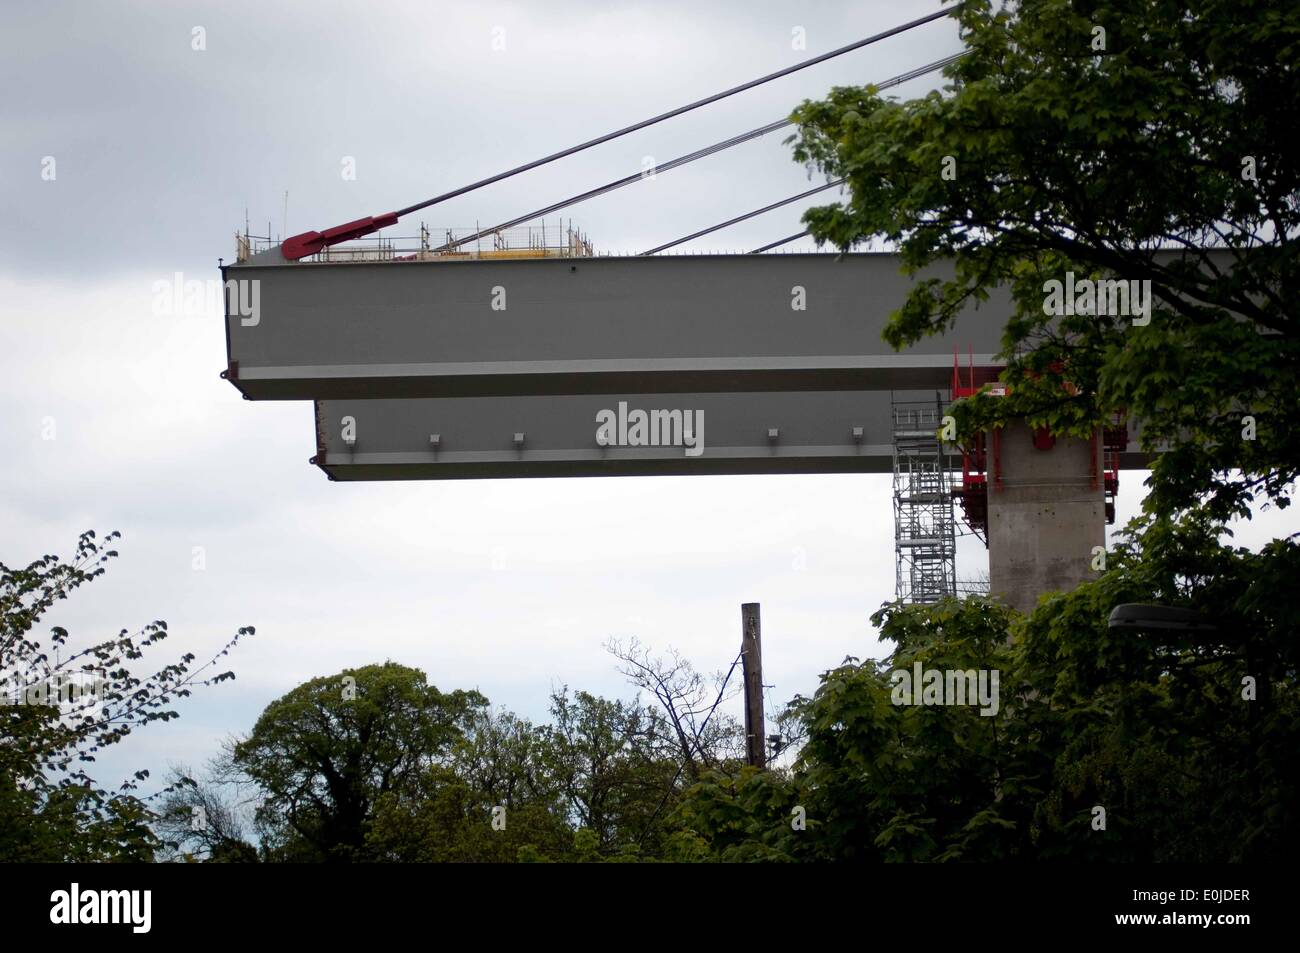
1107 603 1220 635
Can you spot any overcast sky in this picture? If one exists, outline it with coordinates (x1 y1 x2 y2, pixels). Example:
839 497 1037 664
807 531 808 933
3 1 1295 791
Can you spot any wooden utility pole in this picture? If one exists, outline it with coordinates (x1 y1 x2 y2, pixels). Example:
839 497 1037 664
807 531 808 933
741 602 766 769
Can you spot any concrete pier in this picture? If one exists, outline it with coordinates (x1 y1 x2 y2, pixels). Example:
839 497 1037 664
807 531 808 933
987 420 1106 614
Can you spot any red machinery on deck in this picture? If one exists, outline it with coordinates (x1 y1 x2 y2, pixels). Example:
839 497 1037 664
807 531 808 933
949 352 1125 540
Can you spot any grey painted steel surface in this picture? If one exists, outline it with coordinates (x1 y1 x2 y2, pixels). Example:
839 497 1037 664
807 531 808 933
312 391 1150 481
222 253 1006 400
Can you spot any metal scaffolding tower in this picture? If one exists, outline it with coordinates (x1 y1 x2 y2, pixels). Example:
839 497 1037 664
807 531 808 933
892 392 958 604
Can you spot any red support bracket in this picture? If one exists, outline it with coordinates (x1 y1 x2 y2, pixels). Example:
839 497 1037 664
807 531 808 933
282 211 401 260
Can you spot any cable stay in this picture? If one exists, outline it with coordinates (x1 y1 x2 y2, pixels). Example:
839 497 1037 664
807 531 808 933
279 10 959 259
750 230 812 253
431 52 963 255
430 120 792 253
641 180 844 256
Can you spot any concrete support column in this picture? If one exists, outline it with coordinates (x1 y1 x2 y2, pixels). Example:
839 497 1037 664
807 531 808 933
987 419 1105 615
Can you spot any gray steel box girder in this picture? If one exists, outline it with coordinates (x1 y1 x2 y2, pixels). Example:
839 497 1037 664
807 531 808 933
312 391 1150 481
223 254 1005 400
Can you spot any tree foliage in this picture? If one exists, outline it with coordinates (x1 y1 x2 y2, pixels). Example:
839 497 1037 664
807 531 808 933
230 662 485 861
0 531 251 861
214 653 744 862
677 514 1300 861
789 0 1300 520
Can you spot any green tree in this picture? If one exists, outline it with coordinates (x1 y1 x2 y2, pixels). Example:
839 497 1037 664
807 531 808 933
756 0 1300 864
231 662 485 861
543 688 683 858
0 531 251 861
366 708 572 862
369 689 700 862
789 0 1300 521
677 515 1300 861
678 598 1019 862
1011 513 1300 861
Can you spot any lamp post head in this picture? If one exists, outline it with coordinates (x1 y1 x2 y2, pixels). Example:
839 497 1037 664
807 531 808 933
1107 603 1220 634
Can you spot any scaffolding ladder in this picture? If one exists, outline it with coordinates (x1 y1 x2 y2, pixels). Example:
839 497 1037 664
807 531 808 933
892 393 958 604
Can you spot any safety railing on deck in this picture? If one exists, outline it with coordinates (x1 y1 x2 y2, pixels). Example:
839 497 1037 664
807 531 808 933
235 221 594 263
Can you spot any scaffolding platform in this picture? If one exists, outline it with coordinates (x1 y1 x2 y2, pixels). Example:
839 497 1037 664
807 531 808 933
236 221 595 264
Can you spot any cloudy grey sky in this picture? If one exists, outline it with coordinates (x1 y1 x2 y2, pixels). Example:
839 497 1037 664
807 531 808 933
3 1 1295 789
